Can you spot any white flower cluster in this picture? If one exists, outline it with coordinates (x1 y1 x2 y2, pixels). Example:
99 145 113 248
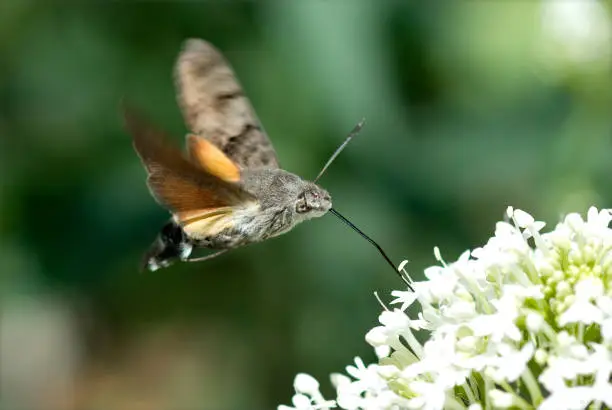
279 207 612 410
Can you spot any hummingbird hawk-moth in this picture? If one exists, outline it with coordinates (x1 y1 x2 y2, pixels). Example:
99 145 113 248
124 39 333 271
124 38 412 290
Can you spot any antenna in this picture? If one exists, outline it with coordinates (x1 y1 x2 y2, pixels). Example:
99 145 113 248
329 208 413 290
313 118 366 184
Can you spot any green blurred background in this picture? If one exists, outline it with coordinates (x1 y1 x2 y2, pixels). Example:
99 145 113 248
1 1 611 409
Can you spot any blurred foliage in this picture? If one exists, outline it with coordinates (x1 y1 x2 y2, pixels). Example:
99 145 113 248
1 1 611 409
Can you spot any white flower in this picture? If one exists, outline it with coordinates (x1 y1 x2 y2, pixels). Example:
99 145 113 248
488 342 535 383
295 373 322 396
279 373 336 410
403 380 446 410
489 390 514 408
526 311 544 332
559 277 604 326
467 289 523 343
329 358 409 410
390 290 417 312
281 207 612 409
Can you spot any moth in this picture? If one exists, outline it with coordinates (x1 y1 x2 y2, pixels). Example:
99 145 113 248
125 39 333 271
125 39 411 290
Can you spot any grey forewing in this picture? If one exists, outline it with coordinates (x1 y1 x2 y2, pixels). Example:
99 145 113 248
175 39 280 170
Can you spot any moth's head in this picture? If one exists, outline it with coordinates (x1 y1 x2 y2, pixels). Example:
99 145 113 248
295 183 332 217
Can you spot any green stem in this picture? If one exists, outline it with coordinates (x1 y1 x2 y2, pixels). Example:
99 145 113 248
461 380 477 405
539 320 559 342
445 394 467 410
590 400 603 410
500 381 534 409
484 377 492 410
521 368 543 406
401 328 424 359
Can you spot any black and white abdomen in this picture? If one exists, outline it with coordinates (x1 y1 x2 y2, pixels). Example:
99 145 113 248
142 221 193 271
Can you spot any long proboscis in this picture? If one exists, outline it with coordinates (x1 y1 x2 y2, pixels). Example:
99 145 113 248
315 119 412 289
329 208 413 290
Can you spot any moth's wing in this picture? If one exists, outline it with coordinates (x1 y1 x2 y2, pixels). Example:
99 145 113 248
123 106 256 234
175 38 279 170
185 134 240 183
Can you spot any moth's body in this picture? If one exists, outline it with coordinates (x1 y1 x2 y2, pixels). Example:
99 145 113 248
145 169 331 271
124 39 333 271
186 168 330 248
